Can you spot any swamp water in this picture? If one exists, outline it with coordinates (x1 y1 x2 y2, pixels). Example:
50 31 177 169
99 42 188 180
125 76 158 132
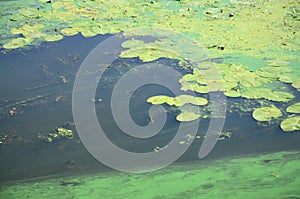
0 34 299 198
0 0 300 198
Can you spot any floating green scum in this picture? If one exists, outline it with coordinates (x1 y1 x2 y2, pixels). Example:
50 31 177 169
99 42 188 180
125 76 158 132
0 0 299 132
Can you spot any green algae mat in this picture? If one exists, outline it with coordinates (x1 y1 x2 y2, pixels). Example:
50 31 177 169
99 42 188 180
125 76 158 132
0 150 300 199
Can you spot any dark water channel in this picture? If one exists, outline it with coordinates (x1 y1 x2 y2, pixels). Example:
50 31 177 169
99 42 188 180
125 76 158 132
0 34 299 182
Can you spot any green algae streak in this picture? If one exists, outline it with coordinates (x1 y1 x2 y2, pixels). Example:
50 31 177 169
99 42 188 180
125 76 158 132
1 150 299 199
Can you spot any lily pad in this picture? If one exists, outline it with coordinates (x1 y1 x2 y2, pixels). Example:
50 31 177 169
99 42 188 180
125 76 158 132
280 116 300 132
224 90 241 98
174 95 208 106
61 28 79 36
147 95 175 106
176 112 200 122
241 88 272 99
252 106 282 122
44 34 63 42
3 37 32 49
266 59 289 67
263 91 294 102
292 78 300 90
121 39 144 49
286 102 300 113
278 73 298 83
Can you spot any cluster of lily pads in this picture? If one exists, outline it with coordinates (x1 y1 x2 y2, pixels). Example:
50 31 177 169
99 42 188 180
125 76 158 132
0 0 298 133
120 35 299 132
0 0 298 59
37 127 73 143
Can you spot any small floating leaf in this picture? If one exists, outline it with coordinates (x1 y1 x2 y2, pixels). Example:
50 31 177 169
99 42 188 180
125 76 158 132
263 91 294 102
147 95 175 106
280 116 300 132
44 34 63 42
278 73 298 83
241 88 271 99
286 102 300 113
266 59 289 66
61 28 79 36
224 90 241 98
174 95 208 106
3 37 32 49
122 39 144 49
252 106 282 122
176 112 200 122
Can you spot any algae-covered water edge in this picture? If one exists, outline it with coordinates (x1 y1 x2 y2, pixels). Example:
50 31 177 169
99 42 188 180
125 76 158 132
1 151 300 199
0 0 299 198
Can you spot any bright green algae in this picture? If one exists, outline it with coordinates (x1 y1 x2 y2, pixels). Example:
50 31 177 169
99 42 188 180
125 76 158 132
0 0 299 58
1 150 300 199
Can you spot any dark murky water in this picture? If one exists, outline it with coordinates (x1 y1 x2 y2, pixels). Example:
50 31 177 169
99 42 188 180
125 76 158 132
0 34 300 182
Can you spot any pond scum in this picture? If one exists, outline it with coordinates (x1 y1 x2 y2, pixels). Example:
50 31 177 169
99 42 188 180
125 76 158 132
0 151 300 198
0 0 299 197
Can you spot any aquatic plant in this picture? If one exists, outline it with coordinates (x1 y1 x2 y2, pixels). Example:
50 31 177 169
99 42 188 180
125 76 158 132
0 0 298 131
252 106 282 122
0 0 297 60
57 127 73 139
286 102 300 114
280 116 300 132
147 95 208 107
176 112 200 122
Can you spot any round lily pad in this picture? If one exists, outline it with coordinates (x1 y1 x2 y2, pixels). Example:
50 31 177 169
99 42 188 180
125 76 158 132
252 106 282 122
263 91 294 102
121 39 144 49
147 95 175 106
286 102 300 113
44 34 63 42
176 112 200 122
280 116 300 132
225 90 241 97
61 28 79 36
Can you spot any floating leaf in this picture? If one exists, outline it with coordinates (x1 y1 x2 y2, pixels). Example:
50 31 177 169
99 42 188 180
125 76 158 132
147 95 208 107
18 8 41 18
280 116 300 132
3 37 32 49
263 91 294 102
292 78 300 90
225 90 241 98
174 95 208 106
278 73 298 83
122 39 144 49
286 102 300 113
147 95 175 106
61 28 79 36
44 34 63 42
180 81 210 94
241 88 272 99
176 112 200 122
81 30 98 38
252 106 282 122
266 59 289 67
